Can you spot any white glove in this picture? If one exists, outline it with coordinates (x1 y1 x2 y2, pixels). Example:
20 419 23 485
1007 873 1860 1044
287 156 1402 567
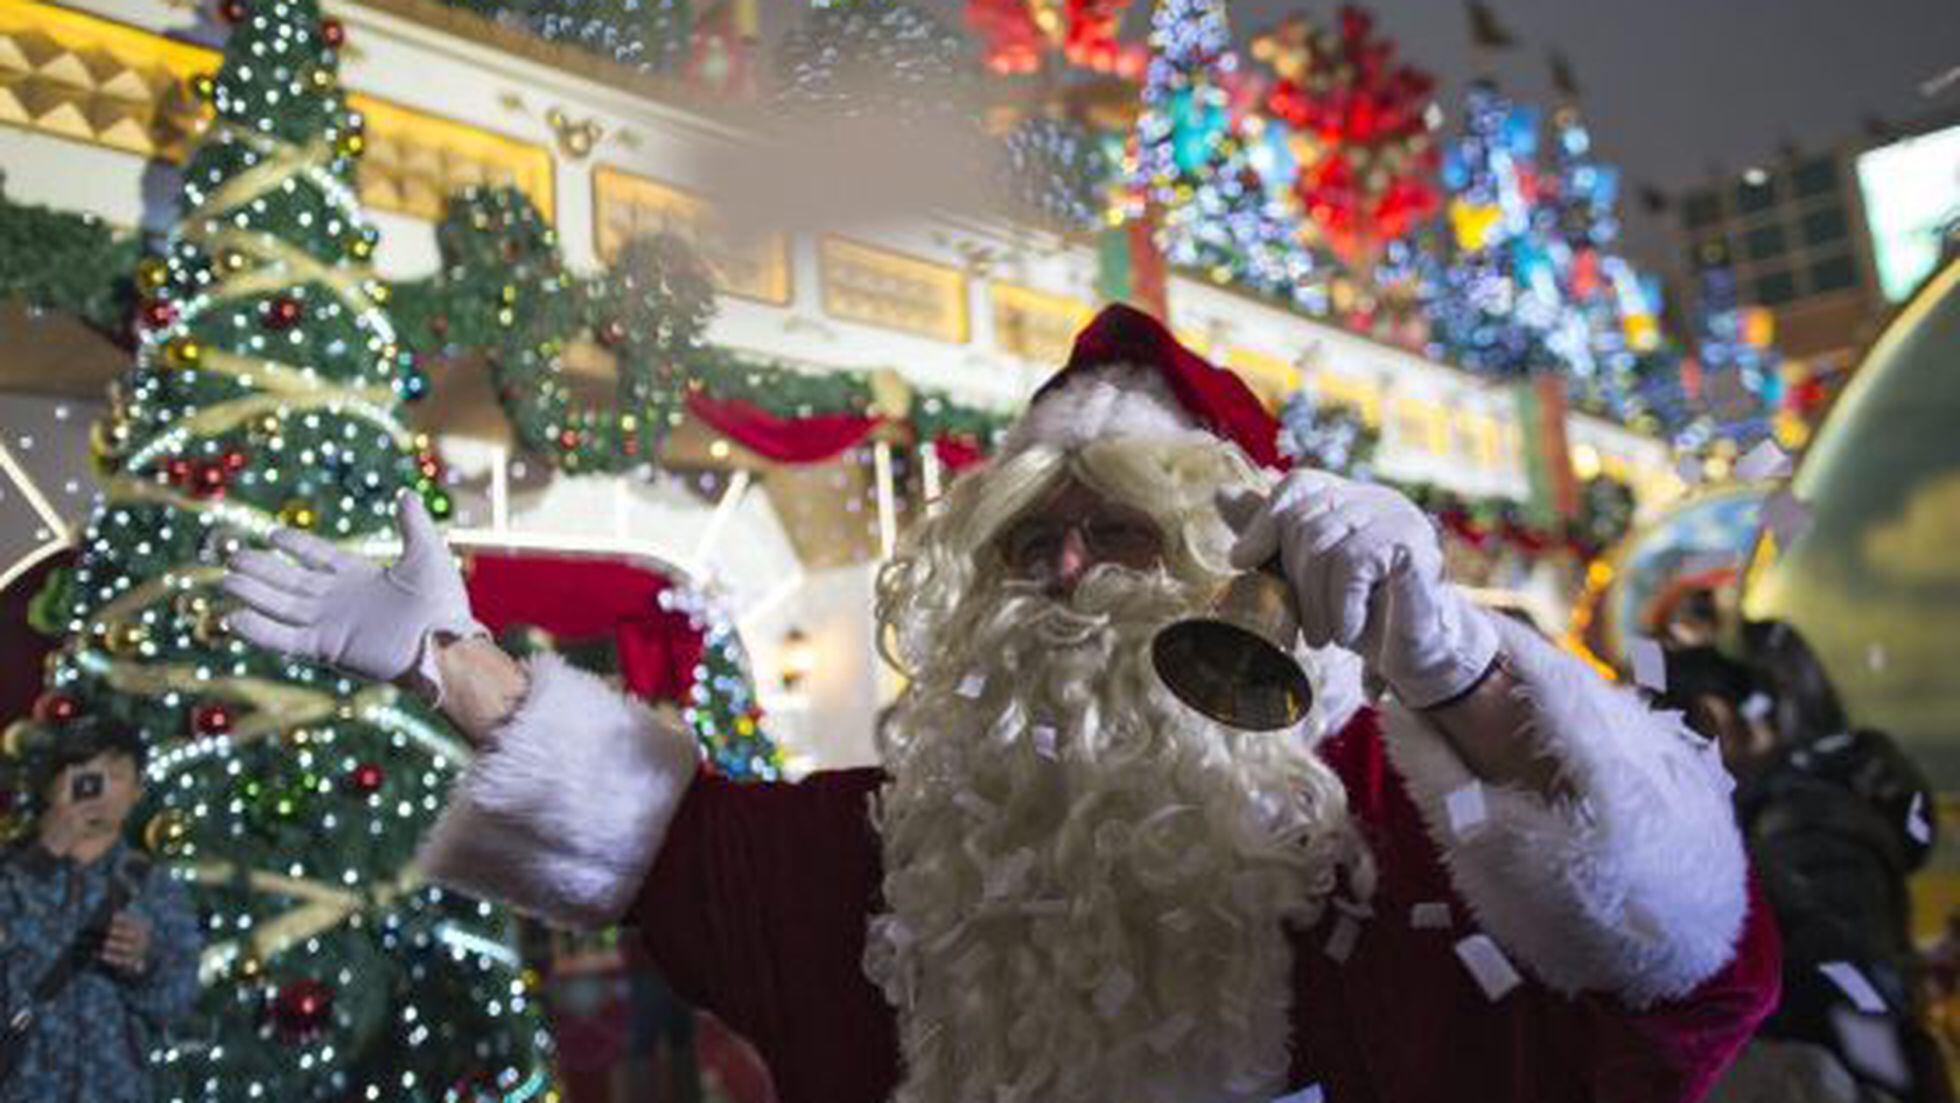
222 491 484 695
1220 470 1500 710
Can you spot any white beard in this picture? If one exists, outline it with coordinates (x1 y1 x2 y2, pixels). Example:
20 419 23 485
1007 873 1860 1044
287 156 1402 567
863 567 1360 1103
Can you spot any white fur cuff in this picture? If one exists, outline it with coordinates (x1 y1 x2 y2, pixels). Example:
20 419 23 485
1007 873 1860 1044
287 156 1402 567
1380 615 1749 1007
416 653 700 930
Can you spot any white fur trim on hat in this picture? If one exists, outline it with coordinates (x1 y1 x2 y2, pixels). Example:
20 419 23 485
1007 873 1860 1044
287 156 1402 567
1000 364 1212 459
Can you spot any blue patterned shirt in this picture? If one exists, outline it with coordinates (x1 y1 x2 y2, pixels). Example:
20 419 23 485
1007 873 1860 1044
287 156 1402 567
0 840 201 1103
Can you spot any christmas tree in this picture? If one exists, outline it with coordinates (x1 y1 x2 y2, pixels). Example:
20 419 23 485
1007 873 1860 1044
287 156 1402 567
23 1 553 1098
1425 80 1564 379
1538 104 1666 421
1132 0 1322 308
1250 5 1441 340
1686 264 1779 449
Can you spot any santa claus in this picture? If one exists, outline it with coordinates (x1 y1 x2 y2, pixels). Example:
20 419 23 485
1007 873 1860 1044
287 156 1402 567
224 305 1779 1103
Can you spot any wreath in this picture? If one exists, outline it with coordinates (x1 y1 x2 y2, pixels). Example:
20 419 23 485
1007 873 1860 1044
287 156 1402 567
410 188 716 473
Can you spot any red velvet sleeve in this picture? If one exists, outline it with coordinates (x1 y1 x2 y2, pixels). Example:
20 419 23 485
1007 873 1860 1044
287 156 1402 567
626 769 901 1103
1291 710 1781 1103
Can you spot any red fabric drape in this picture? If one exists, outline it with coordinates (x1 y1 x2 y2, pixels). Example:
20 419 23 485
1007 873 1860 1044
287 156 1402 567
465 552 703 705
685 393 881 465
930 435 987 473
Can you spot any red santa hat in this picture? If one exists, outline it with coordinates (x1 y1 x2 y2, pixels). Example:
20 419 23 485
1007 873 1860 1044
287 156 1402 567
999 303 1289 470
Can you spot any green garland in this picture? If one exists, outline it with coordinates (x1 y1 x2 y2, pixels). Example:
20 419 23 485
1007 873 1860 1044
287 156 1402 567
0 181 143 339
400 187 1013 468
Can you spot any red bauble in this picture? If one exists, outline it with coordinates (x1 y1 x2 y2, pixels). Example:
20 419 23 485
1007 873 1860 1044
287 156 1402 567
265 297 303 330
347 763 384 794
165 458 195 486
191 702 234 736
558 428 579 450
141 300 176 329
217 0 249 23
269 978 334 1042
195 462 229 497
597 319 627 348
34 693 80 724
320 18 345 47
221 448 250 472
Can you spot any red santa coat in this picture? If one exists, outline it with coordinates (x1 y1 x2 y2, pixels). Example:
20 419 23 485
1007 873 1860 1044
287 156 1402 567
420 616 1779 1103
629 707 1780 1103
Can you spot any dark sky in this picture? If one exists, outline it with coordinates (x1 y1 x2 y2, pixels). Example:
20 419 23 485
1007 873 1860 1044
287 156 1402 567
889 0 1960 274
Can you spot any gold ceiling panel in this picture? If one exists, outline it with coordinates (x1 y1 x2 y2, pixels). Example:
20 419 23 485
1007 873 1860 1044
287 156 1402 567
820 237 969 345
1224 346 1302 411
992 283 1093 366
0 1 554 220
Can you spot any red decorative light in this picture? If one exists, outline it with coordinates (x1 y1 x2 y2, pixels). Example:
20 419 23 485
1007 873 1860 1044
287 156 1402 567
264 297 303 330
191 702 233 735
34 693 80 724
268 979 334 1043
347 762 384 794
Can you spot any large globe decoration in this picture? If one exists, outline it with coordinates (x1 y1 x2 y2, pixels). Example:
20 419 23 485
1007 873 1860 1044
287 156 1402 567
1744 258 1960 780
1583 487 1768 671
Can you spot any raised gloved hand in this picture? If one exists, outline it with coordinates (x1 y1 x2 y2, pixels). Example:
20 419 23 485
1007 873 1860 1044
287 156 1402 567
1220 469 1500 710
222 491 483 694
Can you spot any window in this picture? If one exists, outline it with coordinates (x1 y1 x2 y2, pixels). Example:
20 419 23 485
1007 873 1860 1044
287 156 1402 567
1802 206 1848 247
1682 190 1723 229
1793 156 1839 199
1735 175 1779 214
1810 253 1859 293
1745 223 1787 262
1691 236 1731 269
1754 269 1798 305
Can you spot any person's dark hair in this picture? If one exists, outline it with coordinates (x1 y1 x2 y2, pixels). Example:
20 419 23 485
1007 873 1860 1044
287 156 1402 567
1746 620 1848 744
24 717 147 812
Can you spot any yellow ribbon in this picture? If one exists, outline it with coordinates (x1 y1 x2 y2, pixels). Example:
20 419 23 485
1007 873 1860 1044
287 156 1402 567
185 129 339 231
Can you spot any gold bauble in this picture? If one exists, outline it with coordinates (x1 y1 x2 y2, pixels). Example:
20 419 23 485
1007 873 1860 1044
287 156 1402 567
339 132 365 157
235 952 264 979
105 622 148 655
277 499 318 530
90 421 129 471
2 719 36 758
165 337 202 368
137 257 170 291
144 810 190 855
193 607 229 646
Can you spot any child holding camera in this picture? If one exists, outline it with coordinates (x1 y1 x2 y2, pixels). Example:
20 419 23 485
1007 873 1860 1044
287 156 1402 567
0 719 199 1102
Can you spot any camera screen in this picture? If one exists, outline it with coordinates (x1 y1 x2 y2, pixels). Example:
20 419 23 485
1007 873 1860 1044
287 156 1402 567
71 772 105 801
